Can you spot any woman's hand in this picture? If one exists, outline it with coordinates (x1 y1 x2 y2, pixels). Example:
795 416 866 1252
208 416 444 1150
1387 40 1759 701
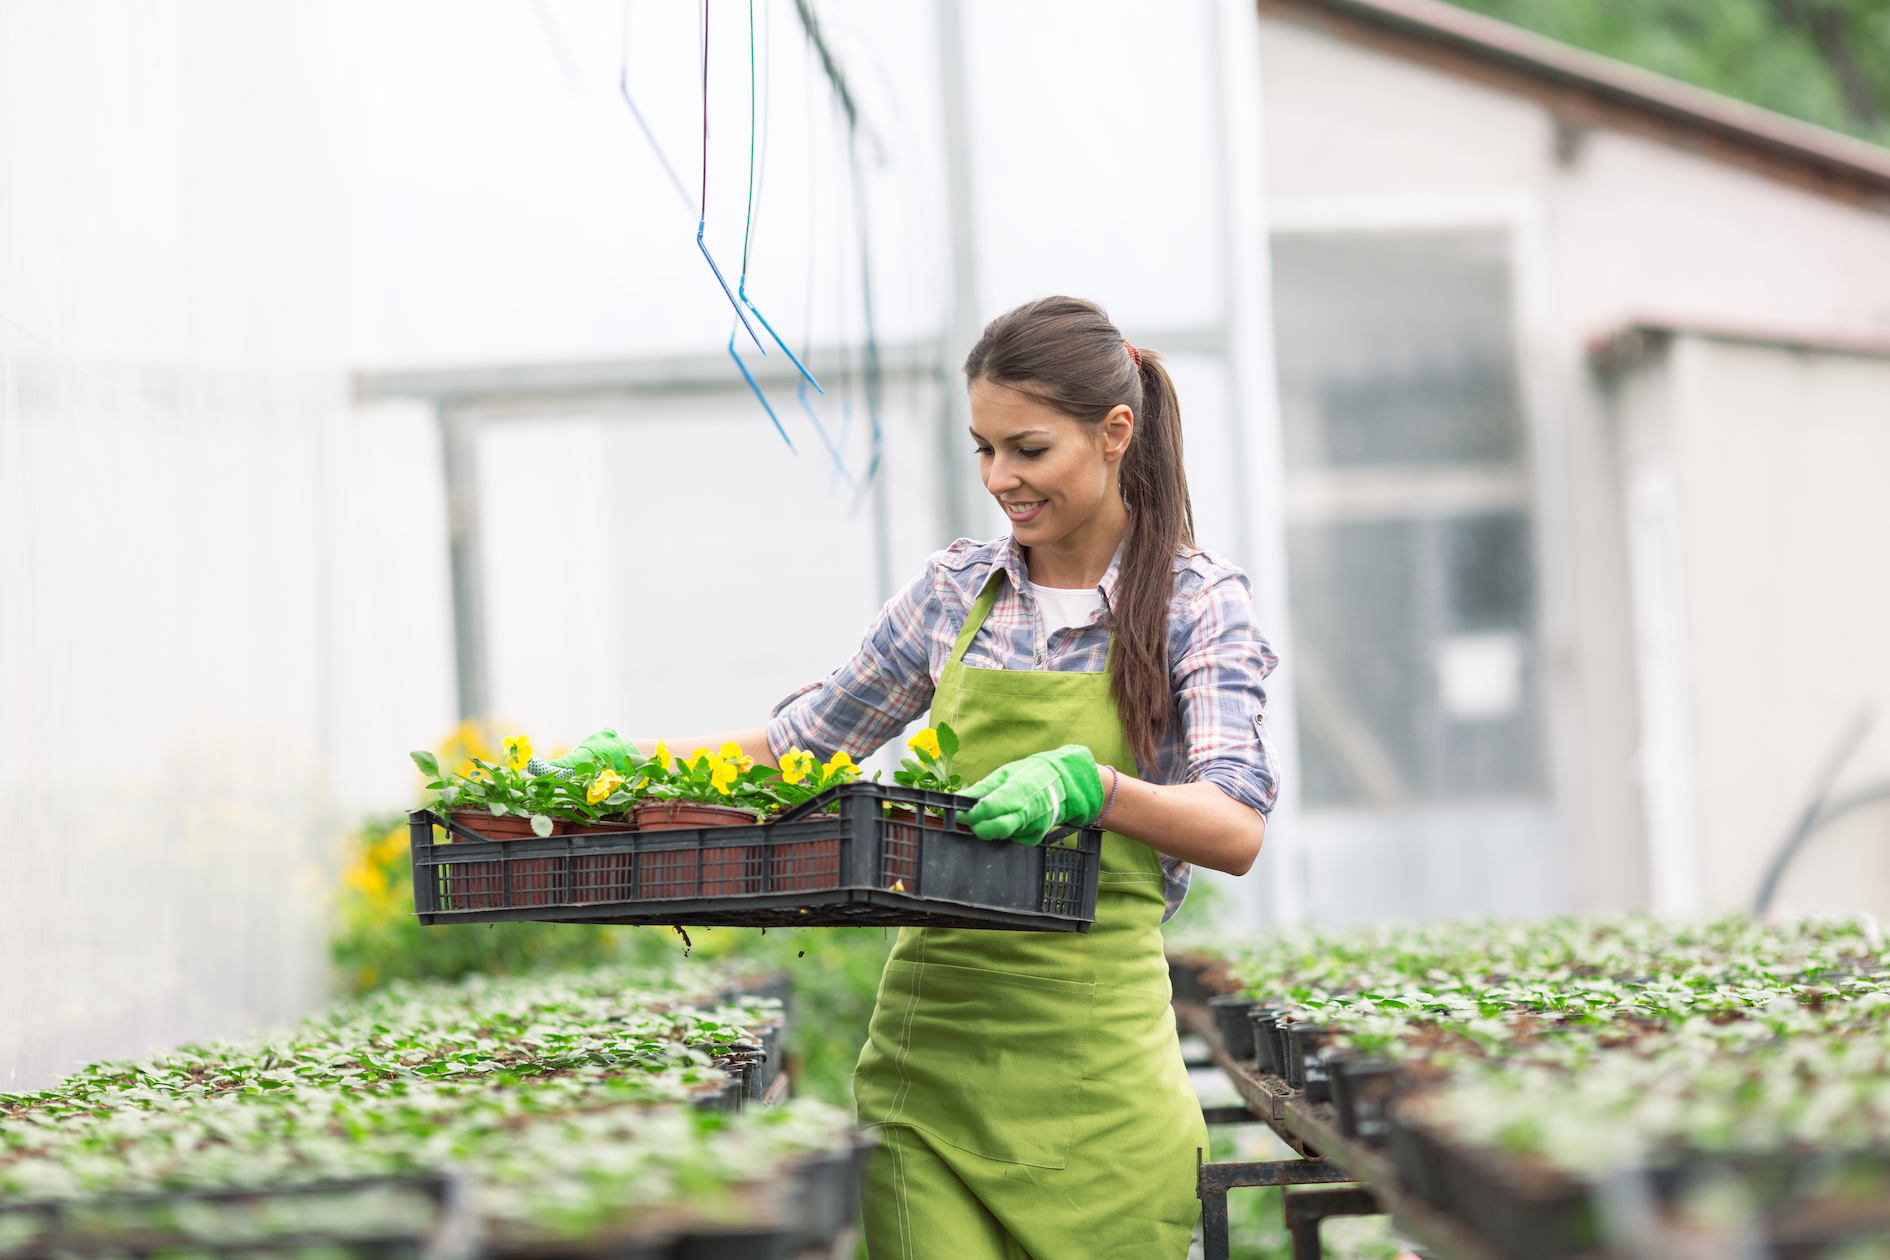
962 749 1265 876
961 746 1106 845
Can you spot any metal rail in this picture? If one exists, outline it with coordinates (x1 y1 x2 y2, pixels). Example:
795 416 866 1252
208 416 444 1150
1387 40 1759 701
1180 999 1504 1260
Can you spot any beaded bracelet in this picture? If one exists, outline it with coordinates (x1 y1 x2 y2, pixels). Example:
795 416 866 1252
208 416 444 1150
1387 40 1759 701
1095 765 1122 826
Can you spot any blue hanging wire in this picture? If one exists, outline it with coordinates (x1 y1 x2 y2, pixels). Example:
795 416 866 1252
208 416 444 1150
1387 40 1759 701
728 321 796 449
791 0 883 511
727 0 860 479
613 0 762 348
695 0 766 352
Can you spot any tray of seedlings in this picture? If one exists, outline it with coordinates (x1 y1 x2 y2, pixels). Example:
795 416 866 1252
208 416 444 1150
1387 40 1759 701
409 727 1103 934
0 964 862 1260
1170 915 1890 1260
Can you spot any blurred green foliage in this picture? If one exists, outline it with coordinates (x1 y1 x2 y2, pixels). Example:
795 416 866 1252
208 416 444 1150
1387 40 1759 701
331 812 894 1108
1447 0 1890 146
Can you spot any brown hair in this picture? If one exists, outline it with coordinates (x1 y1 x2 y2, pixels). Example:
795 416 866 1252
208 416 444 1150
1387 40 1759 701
964 296 1195 766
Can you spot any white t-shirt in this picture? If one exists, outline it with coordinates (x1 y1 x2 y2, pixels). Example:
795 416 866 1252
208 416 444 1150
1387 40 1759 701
1029 581 1104 638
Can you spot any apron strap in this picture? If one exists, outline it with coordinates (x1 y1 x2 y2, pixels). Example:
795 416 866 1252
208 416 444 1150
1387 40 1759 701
947 570 1007 666
947 566 1122 673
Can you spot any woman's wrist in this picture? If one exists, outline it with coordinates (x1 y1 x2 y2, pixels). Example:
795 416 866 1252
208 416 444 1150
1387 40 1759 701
1095 765 1122 826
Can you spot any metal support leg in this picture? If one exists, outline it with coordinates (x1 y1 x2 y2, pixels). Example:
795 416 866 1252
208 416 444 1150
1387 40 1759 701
1283 1185 1382 1260
1197 1149 1356 1260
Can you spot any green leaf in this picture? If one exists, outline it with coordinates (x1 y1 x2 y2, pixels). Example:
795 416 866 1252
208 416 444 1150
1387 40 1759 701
531 814 554 838
410 750 442 778
937 723 959 759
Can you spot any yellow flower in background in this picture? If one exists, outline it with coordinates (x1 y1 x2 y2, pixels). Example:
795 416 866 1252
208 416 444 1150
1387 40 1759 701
825 751 855 773
586 768 625 805
907 728 942 761
709 757 739 796
504 735 533 772
440 719 498 778
780 748 814 785
652 741 673 772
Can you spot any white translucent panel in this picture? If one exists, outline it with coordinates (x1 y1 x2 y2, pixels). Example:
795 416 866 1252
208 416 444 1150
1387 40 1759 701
1298 802 1565 924
1273 231 1525 470
476 382 944 751
0 2 356 1090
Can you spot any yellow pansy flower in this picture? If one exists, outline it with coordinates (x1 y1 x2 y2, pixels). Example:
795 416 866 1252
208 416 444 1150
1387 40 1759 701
652 741 673 772
780 749 814 785
586 768 625 805
825 750 855 773
720 740 755 772
504 735 533 772
907 728 942 761
709 757 739 796
686 747 711 771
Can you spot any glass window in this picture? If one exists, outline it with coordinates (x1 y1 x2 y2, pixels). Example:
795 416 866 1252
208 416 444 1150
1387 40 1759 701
1273 229 1543 810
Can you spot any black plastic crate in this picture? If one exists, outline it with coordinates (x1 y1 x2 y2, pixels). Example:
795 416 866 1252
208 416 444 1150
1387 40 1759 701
411 783 1103 932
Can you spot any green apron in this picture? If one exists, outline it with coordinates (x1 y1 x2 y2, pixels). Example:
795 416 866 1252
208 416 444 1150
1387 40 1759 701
853 572 1205 1259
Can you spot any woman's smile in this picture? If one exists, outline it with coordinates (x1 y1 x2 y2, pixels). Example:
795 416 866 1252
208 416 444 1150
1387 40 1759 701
1001 498 1047 523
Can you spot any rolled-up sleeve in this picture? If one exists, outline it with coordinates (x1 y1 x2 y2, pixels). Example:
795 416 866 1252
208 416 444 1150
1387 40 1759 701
766 566 940 761
1171 570 1280 815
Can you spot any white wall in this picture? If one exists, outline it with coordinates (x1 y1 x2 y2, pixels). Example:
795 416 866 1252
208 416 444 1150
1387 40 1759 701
0 1 357 1089
1614 335 1890 916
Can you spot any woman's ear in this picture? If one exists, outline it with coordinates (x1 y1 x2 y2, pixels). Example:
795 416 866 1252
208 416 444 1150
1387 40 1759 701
1100 404 1134 464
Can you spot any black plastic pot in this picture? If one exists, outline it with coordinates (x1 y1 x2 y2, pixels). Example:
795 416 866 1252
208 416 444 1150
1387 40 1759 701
1291 1027 1334 1103
1328 1056 1400 1145
1251 1008 1289 1079
1167 956 1207 1004
1207 994 1259 1061
787 1144 866 1249
672 1227 798 1259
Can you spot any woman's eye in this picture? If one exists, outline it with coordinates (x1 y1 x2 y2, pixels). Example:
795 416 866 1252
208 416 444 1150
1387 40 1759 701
973 445 993 457
1019 448 1047 459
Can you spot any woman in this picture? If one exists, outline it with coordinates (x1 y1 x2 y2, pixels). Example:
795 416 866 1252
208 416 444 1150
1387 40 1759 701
574 296 1277 1258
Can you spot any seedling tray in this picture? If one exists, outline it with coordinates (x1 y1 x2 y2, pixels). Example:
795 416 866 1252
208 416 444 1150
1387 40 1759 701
410 783 1102 932
0 1174 472 1259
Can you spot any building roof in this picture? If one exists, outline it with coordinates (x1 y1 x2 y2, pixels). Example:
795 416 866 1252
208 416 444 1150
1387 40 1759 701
1256 0 1890 209
1589 321 1890 376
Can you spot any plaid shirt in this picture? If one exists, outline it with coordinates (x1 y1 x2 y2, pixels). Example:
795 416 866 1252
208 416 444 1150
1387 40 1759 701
766 536 1280 922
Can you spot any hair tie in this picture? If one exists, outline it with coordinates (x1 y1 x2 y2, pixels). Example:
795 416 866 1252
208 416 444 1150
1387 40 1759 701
1123 340 1142 369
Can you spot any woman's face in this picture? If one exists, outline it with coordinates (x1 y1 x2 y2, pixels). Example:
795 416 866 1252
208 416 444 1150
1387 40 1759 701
968 379 1133 549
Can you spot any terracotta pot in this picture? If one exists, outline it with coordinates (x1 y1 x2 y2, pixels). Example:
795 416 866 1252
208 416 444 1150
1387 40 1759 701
633 801 759 831
449 809 553 840
565 820 635 904
701 841 766 896
638 846 699 899
445 810 563 909
775 837 841 893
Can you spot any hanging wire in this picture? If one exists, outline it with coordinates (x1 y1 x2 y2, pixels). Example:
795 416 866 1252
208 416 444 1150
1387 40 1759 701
613 1 762 348
728 0 826 396
791 0 883 509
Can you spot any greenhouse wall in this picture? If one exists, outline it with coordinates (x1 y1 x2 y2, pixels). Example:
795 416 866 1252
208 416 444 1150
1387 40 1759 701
0 2 362 1090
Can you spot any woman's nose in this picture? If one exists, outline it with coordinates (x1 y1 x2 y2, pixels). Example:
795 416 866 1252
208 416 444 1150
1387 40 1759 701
985 456 1020 493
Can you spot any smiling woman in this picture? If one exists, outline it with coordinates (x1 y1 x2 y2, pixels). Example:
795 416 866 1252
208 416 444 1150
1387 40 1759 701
561 295 1279 1259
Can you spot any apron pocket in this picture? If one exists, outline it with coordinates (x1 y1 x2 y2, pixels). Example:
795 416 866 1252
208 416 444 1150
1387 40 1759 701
855 959 1096 1170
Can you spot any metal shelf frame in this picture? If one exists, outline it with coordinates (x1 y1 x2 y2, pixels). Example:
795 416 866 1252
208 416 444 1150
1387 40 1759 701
1180 998 1505 1260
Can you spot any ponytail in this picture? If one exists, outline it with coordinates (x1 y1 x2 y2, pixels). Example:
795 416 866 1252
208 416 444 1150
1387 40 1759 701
963 296 1195 767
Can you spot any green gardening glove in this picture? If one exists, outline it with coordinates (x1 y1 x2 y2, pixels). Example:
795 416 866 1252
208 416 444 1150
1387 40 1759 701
546 728 642 777
961 745 1106 846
